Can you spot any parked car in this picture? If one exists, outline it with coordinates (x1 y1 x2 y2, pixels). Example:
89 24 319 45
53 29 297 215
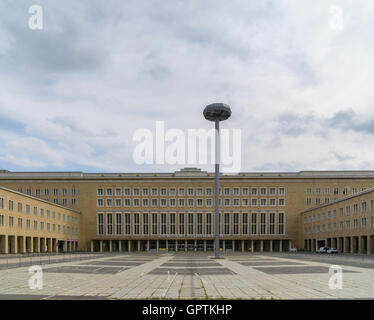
327 248 338 254
316 247 329 253
290 247 297 252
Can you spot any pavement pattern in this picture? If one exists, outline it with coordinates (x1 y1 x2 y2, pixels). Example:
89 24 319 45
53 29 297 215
1 252 374 299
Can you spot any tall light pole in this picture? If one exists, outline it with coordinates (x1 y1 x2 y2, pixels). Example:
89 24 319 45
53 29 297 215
203 103 232 259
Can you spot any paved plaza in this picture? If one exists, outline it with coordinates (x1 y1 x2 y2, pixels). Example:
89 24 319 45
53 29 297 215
0 252 374 299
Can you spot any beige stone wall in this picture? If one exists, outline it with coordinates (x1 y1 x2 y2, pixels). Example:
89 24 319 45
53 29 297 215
1 172 374 251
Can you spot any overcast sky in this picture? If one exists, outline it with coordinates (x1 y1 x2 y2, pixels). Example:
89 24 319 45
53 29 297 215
1 0 374 173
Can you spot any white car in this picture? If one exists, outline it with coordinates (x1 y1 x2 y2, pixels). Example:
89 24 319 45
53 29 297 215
327 248 338 254
290 248 297 252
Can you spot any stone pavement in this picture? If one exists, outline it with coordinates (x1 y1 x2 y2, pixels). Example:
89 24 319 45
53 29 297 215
0 252 374 299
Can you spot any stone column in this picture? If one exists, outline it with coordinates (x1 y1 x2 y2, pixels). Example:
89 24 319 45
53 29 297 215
232 240 235 252
100 240 103 252
194 240 197 252
260 240 263 252
368 236 373 254
128 240 131 252
280 240 283 252
109 240 112 252
156 240 159 252
289 240 292 252
119 240 122 252
270 240 273 252
147 240 150 252
90 240 94 252
241 240 244 252
22 237 26 253
350 237 354 254
138 240 140 252
251 240 254 252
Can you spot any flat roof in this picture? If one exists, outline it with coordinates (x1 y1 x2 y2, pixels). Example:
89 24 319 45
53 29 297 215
300 187 374 214
0 185 81 214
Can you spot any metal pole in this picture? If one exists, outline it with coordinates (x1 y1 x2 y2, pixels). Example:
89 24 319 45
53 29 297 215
215 119 220 259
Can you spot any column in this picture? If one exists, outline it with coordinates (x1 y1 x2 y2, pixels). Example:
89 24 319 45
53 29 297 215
232 240 235 252
251 240 254 252
260 240 263 252
241 240 244 252
337 238 341 253
21 237 26 253
100 240 103 252
41 238 46 252
147 240 150 252
90 241 94 252
128 240 131 252
350 237 354 254
109 240 112 252
279 240 283 252
185 240 187 252
289 240 292 252
194 240 197 252
270 240 273 252
47 238 52 253
368 236 373 254
30 237 34 253
223 240 225 251
204 240 207 252
119 240 122 252
138 240 140 252
156 240 158 252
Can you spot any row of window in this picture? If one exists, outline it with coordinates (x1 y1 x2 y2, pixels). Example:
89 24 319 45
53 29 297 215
306 187 367 196
97 198 286 208
0 198 79 223
304 216 374 234
304 200 374 224
97 187 286 197
17 188 77 197
0 215 78 234
97 212 285 236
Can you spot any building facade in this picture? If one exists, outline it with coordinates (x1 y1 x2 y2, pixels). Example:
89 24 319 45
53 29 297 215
0 186 80 254
302 187 374 254
0 168 374 253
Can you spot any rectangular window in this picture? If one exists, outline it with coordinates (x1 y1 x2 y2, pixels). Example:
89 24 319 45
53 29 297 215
206 213 212 235
278 213 284 234
251 213 257 235
242 213 248 234
233 213 239 235
107 213 113 235
170 213 176 235
161 213 167 235
197 213 203 234
188 213 194 235
116 213 122 235
134 213 140 235
224 213 230 235
179 213 185 235
152 213 157 235
260 213 266 235
269 213 275 234
125 213 131 235
143 213 149 235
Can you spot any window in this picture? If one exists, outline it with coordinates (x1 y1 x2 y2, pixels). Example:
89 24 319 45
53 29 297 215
362 202 367 213
260 188 267 196
179 188 185 196
206 213 212 235
97 199 104 207
134 213 140 235
134 199 140 206
54 188 58 196
72 188 76 196
18 218 22 229
160 213 167 234
278 188 285 196
125 213 131 235
124 188 131 196
188 199 194 207
269 213 275 234
142 188 149 196
161 188 167 196
170 188 176 196
133 188 140 196
179 214 185 235
188 188 194 196
224 199 230 207
106 213 113 235
324 188 330 195
260 213 266 235
116 213 122 235
124 199 130 207
188 213 194 235
152 188 158 196
346 206 351 216
115 199 122 207
8 216 14 227
197 213 203 234
106 199 113 207
18 203 22 213
260 199 267 206
306 188 312 195
270 188 276 195
242 213 248 234
115 188 122 196
251 198 257 207
278 212 284 234
224 188 230 196
143 213 149 235
161 199 167 207
179 199 185 207
334 188 339 195
224 213 230 235
233 213 239 235
0 198 3 209
152 213 157 235
233 188 239 196
242 198 249 206
362 217 367 228
206 198 212 207
251 213 257 235
354 204 358 214
242 188 249 195
170 199 176 207
251 188 257 196
106 188 112 196
278 198 285 206
306 198 311 206
0 215 4 226
170 213 176 235
197 199 203 207
343 187 349 195
8 200 13 211
206 188 212 196
62 188 67 196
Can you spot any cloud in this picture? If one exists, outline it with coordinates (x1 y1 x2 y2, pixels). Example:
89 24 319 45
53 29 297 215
1 0 374 172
